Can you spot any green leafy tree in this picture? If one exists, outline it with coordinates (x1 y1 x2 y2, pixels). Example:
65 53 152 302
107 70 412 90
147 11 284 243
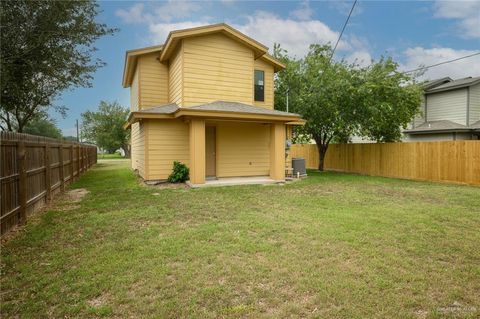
357 58 423 142
298 45 361 170
0 0 116 132
275 45 422 171
81 101 130 157
24 117 63 139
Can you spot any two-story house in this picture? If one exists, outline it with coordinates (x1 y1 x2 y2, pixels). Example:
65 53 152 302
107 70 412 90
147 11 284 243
123 24 303 185
403 76 480 141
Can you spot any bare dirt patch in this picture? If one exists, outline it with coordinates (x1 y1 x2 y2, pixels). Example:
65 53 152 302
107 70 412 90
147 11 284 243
1 188 89 245
51 188 89 211
88 292 111 308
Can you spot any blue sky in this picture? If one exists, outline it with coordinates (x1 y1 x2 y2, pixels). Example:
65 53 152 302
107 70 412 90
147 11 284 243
54 0 480 136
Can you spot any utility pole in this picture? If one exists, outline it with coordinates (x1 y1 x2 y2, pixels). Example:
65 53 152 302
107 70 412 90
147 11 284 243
76 119 79 142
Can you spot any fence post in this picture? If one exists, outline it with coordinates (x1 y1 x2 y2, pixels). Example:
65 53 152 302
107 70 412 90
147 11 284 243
59 144 65 192
17 141 27 225
70 145 74 182
80 145 83 174
44 143 51 202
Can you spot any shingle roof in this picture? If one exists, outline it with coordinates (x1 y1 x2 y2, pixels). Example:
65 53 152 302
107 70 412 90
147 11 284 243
426 76 480 93
188 101 299 116
404 120 469 133
136 101 300 117
422 77 452 90
138 103 179 114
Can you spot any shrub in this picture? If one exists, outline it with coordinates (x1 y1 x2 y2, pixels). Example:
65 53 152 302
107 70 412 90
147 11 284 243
167 161 189 183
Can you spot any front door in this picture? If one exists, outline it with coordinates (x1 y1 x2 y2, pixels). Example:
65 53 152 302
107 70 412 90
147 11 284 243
205 126 216 178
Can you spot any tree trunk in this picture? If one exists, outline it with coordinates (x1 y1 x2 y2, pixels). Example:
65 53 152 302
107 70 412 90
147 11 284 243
313 136 330 172
318 144 328 171
122 144 131 159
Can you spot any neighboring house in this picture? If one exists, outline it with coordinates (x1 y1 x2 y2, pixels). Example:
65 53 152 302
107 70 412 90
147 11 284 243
404 76 480 141
123 24 303 185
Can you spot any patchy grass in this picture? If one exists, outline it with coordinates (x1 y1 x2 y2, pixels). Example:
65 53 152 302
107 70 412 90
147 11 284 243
1 160 479 318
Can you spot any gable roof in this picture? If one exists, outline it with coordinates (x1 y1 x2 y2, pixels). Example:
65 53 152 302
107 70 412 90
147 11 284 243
122 23 285 87
159 23 268 61
426 76 480 93
122 45 164 87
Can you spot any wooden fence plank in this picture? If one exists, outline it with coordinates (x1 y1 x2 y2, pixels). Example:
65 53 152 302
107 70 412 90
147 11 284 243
291 141 480 185
1 131 97 236
17 141 27 225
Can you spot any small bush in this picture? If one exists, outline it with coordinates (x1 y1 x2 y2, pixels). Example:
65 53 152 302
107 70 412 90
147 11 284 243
167 161 189 183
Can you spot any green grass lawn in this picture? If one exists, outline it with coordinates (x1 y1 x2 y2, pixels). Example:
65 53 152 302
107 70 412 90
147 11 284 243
1 160 479 318
98 153 125 160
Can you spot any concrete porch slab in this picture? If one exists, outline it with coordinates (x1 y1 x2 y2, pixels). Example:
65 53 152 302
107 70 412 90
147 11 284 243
187 176 283 188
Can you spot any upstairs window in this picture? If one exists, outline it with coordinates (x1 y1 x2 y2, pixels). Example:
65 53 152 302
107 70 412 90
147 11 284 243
254 70 265 102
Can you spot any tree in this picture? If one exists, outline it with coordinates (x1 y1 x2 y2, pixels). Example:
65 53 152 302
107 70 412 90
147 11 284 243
81 101 130 157
0 0 116 132
23 117 63 139
275 45 422 171
298 45 361 171
357 58 423 142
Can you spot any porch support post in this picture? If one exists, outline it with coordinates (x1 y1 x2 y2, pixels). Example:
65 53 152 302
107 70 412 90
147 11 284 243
270 122 285 181
189 119 206 184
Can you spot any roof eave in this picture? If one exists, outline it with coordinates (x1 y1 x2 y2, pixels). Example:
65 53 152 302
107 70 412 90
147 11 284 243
404 128 473 134
426 79 480 94
122 45 164 88
128 108 302 123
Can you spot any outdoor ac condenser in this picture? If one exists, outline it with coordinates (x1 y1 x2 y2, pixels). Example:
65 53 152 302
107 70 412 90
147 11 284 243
292 158 307 177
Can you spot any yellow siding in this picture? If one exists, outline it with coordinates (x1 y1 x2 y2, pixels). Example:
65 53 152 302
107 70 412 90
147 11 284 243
216 122 270 177
182 33 254 107
253 58 274 109
131 122 145 178
138 52 169 109
145 119 189 180
168 44 183 106
130 68 139 111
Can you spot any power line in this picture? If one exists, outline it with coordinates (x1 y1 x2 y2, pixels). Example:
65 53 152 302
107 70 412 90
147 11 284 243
329 0 357 62
401 52 480 74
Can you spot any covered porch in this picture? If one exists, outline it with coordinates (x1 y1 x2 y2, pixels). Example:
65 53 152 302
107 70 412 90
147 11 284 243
125 101 304 185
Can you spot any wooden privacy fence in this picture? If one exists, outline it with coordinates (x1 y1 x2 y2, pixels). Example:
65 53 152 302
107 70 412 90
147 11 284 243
290 141 480 185
1 132 97 236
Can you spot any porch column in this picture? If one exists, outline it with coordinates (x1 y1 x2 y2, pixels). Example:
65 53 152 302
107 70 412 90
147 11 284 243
270 122 285 181
189 119 206 184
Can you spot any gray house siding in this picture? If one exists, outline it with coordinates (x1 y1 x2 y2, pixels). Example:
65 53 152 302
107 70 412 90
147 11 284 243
426 88 468 125
469 83 480 125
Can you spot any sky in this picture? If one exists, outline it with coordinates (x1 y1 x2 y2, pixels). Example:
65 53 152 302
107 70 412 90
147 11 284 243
54 0 480 136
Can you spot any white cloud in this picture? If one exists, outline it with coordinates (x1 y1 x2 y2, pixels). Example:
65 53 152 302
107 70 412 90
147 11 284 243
116 1 201 24
116 3 146 24
346 51 373 67
401 47 480 80
149 20 213 44
290 1 314 21
434 0 480 38
233 11 348 58
142 10 353 58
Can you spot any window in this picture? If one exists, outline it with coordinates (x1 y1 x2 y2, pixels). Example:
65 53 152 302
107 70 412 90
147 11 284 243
254 70 264 102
